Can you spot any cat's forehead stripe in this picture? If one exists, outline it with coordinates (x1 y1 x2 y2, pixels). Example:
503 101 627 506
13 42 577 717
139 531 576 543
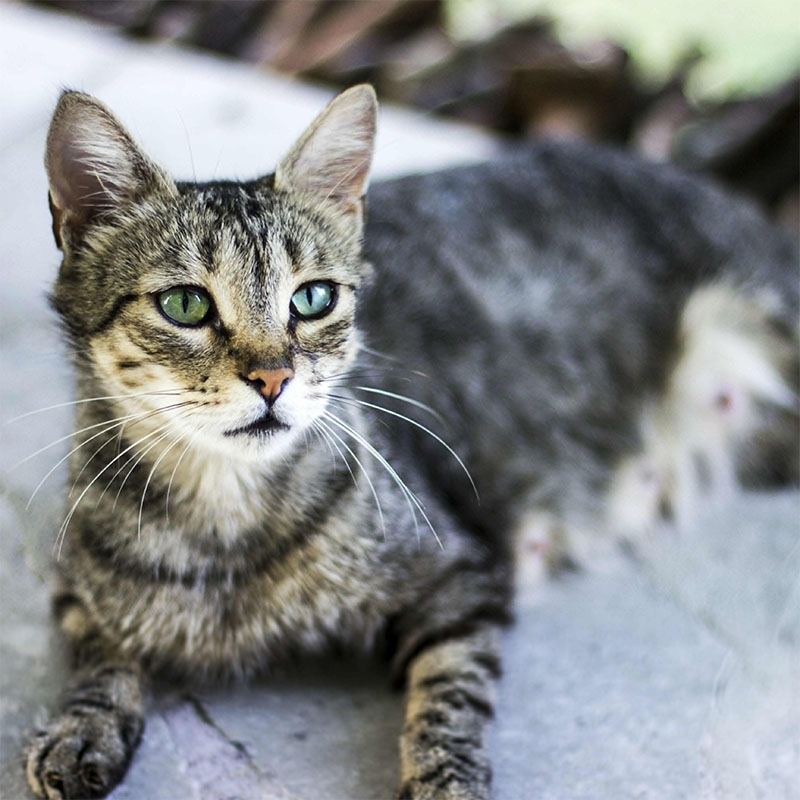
233 197 270 288
199 231 217 274
287 235 323 276
182 184 342 281
284 233 300 265
265 227 294 278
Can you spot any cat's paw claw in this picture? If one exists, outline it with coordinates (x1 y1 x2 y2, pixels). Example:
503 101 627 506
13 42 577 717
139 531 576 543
25 710 142 799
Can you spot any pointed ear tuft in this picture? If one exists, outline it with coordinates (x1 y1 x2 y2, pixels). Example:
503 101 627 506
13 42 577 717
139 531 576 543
45 91 175 245
274 85 377 221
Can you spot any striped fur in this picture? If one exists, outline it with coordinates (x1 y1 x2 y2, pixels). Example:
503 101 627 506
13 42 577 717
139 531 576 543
25 87 798 799
27 643 144 800
398 627 500 800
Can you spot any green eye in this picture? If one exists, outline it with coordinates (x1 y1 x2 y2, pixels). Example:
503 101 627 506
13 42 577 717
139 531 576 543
157 287 211 326
290 282 336 320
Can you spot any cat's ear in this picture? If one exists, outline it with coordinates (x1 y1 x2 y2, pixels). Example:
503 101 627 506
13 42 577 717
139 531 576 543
274 85 377 225
45 90 176 248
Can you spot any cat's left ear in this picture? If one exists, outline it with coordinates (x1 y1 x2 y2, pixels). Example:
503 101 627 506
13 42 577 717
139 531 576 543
45 91 177 249
274 85 377 228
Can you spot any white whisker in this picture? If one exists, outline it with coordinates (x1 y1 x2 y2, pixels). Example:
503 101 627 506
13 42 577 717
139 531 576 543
310 420 338 468
18 413 143 469
323 411 442 549
114 430 173 516
317 418 386 539
137 432 185 543
105 428 176 513
109 406 201 510
54 420 175 559
5 390 185 424
26 418 129 510
67 428 129 499
359 345 399 362
351 386 443 422
15 400 193 468
165 436 196 525
25 401 197 508
329 394 478 501
95 424 175 511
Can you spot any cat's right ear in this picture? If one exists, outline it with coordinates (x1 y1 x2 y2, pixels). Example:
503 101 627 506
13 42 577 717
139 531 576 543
274 85 377 230
45 91 176 249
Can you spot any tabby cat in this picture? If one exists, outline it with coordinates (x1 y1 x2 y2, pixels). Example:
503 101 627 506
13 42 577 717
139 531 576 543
25 85 797 799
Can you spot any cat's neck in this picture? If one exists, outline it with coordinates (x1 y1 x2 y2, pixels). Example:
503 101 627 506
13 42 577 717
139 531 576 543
127 404 364 547
155 424 351 545
161 444 291 543
68 390 368 549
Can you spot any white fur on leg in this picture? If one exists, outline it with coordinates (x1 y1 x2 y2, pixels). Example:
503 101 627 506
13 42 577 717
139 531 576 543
608 283 796 539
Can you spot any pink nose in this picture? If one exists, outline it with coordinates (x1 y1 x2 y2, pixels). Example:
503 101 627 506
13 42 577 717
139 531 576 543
245 367 294 403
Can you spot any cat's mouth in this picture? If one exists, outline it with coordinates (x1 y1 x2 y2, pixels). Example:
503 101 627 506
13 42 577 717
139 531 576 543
224 412 290 438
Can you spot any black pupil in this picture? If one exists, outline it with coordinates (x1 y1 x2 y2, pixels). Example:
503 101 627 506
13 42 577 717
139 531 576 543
182 291 189 314
306 287 314 306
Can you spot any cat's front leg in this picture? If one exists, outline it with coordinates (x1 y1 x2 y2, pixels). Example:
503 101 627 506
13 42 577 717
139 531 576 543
25 592 145 799
391 555 510 800
396 623 503 800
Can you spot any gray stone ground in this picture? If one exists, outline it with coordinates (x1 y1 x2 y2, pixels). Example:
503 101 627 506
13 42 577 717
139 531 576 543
1 5 798 799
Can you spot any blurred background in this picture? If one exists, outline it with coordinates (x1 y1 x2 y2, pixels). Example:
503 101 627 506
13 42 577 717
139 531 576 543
27 0 800 231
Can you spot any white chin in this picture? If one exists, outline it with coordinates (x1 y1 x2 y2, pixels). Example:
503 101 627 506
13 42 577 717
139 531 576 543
198 424 301 463
241 428 300 461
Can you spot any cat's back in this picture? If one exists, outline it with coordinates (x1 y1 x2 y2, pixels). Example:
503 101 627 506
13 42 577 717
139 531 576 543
358 141 798 524
362 139 797 388
364 139 795 307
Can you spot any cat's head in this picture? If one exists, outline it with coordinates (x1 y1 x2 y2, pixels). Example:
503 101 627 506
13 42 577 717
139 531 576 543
45 87 377 461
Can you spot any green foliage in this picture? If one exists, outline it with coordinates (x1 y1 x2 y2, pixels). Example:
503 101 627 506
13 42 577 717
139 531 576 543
446 0 800 99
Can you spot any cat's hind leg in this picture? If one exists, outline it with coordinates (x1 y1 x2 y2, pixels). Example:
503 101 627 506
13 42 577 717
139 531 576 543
519 282 799 571
25 589 145 799
608 282 799 539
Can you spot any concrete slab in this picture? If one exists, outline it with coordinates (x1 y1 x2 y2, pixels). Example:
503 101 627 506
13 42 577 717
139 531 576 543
640 492 800 799
494 491 800 800
1 5 798 800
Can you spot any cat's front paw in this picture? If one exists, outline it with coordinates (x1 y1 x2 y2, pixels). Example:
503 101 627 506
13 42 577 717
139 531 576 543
25 705 143 799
